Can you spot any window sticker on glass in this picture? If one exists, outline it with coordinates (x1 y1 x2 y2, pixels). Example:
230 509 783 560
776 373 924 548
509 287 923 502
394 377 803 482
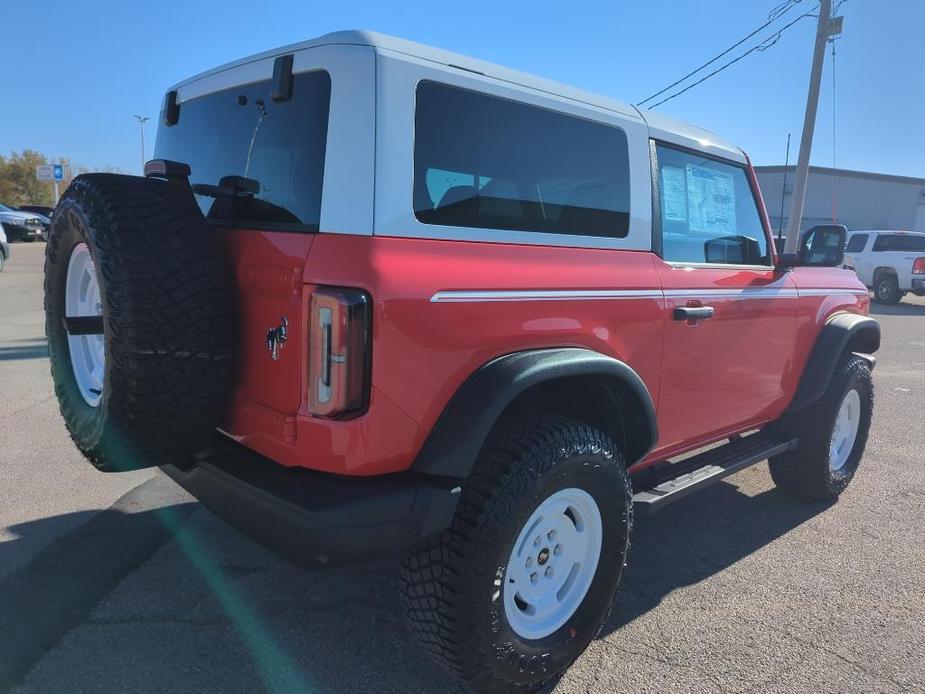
685 166 736 235
660 166 688 223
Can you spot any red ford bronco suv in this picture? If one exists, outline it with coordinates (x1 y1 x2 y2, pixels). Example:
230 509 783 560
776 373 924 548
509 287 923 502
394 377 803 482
45 31 879 693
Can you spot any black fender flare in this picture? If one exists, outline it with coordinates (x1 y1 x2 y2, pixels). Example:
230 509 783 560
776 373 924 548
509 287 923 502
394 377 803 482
412 348 658 479
787 313 880 413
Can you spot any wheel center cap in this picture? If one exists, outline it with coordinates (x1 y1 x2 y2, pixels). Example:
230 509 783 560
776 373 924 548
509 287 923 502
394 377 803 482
537 548 550 565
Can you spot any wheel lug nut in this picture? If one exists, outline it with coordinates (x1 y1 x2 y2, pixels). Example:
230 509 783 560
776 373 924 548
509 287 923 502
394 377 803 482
545 566 553 577
530 572 538 584
547 529 557 541
526 557 533 568
533 536 542 547
554 545 562 556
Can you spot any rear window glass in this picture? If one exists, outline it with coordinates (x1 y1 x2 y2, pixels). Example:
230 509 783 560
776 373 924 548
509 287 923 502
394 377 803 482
845 234 868 253
154 70 331 231
413 81 630 238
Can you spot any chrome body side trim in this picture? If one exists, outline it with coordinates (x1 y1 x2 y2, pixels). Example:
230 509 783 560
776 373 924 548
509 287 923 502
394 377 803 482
430 287 868 303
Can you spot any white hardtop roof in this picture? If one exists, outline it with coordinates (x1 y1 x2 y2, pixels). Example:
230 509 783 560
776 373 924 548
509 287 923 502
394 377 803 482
170 30 745 162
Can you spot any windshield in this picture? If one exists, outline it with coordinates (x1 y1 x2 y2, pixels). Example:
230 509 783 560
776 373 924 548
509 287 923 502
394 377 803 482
0 203 13 211
154 70 331 231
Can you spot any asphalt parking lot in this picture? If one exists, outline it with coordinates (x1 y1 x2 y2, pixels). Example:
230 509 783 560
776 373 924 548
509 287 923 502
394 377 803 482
1 241 923 694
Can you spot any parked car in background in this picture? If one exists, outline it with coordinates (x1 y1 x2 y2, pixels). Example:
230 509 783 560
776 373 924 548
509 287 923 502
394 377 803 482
0 222 9 271
0 202 46 242
31 211 51 240
844 230 925 303
16 204 55 218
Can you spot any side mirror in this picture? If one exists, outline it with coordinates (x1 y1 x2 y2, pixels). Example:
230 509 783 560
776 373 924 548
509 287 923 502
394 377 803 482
777 224 847 268
704 235 762 265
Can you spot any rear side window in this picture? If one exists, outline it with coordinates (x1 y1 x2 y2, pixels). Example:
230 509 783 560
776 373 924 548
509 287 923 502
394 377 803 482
413 81 630 238
846 234 868 253
896 235 925 251
154 70 331 231
872 235 896 251
868 233 925 251
655 143 770 265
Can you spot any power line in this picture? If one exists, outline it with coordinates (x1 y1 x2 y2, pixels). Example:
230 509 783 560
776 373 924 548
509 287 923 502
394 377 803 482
637 0 809 107
643 8 818 109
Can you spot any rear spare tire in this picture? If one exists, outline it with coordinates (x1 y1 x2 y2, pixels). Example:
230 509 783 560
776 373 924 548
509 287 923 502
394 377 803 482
45 174 233 471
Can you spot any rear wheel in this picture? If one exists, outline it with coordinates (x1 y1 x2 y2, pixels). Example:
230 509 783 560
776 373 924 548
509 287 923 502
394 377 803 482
769 353 873 500
873 273 901 304
45 174 234 471
400 413 632 693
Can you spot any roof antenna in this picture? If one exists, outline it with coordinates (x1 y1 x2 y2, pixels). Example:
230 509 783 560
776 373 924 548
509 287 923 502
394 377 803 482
777 133 791 245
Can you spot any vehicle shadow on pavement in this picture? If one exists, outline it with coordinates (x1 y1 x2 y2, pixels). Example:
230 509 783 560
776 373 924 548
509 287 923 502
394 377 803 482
602 479 832 637
0 494 465 694
0 339 48 362
868 301 925 317
2 475 829 694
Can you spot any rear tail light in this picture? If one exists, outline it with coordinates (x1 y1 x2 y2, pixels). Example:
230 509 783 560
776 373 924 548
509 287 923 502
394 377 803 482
308 287 371 418
913 257 925 274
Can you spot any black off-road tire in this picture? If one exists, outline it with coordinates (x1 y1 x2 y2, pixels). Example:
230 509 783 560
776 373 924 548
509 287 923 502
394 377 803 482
45 174 234 472
873 273 901 304
769 353 873 500
400 413 632 693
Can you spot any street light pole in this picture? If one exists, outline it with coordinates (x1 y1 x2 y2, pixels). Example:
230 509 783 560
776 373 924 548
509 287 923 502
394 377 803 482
783 0 842 253
134 115 150 173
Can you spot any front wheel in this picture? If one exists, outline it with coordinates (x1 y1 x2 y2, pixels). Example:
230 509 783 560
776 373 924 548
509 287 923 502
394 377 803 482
769 353 873 500
400 413 632 693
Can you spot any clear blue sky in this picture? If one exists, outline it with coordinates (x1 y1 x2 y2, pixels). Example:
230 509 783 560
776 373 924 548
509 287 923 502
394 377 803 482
1 0 921 178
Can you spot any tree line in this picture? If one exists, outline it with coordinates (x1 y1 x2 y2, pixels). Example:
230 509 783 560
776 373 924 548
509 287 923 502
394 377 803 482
0 150 122 207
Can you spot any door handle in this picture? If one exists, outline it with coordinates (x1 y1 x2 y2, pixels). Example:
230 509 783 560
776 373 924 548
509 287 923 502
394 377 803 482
673 306 715 321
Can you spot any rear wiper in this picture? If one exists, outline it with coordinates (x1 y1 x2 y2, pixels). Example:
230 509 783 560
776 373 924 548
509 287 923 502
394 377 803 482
192 175 260 199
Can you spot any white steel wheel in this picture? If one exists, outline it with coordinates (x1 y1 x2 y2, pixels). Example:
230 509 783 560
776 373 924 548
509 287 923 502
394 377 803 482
65 243 105 407
503 487 603 640
830 388 861 472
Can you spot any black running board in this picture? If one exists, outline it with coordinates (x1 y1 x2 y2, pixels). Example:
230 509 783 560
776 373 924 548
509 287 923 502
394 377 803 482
632 434 796 514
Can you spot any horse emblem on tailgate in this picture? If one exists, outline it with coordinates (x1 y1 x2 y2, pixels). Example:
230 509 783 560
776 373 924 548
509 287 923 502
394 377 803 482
266 316 289 361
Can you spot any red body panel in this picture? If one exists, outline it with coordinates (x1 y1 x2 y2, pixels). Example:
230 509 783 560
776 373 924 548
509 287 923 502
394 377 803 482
218 164 870 477
221 232 666 474
650 262 799 459
788 266 871 395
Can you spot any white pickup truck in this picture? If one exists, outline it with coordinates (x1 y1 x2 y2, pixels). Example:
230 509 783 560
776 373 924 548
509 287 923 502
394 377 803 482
844 230 925 304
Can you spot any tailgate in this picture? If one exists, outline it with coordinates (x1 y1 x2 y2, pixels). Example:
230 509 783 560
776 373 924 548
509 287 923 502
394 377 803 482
223 230 313 418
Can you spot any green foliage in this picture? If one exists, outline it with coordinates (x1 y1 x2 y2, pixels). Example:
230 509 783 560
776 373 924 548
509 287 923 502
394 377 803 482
0 150 56 206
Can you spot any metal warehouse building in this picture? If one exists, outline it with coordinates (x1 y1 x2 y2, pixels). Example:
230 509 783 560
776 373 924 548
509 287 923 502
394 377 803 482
755 165 925 235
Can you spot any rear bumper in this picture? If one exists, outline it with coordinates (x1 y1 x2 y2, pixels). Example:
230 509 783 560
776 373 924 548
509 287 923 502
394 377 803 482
912 277 925 293
162 437 460 568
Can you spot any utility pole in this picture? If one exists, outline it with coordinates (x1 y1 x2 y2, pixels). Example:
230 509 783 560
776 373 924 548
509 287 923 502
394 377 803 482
134 115 150 173
783 0 842 253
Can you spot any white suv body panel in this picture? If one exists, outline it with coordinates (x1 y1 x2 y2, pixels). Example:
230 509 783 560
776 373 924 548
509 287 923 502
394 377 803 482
845 230 925 292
